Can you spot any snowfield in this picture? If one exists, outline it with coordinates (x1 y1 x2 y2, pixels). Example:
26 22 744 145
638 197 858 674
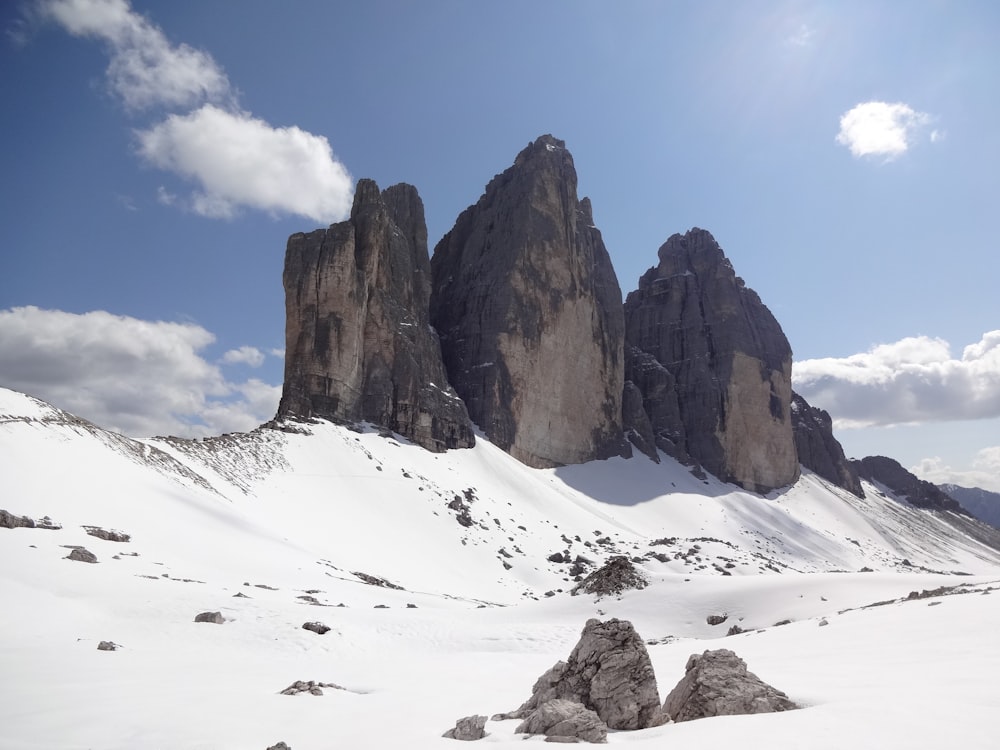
2 386 999 749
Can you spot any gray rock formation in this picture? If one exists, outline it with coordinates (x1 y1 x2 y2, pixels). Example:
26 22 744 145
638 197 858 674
280 680 344 696
623 229 799 492
515 699 608 743
266 743 291 750
662 648 797 722
852 456 967 513
302 621 331 635
96 641 119 651
83 525 131 542
442 714 488 741
790 392 863 497
570 556 647 598
278 179 474 452
65 547 97 563
1 509 35 529
505 618 662 730
430 135 626 468
194 611 225 624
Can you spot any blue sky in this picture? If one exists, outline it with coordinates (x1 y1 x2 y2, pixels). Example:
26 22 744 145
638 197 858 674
1 0 998 490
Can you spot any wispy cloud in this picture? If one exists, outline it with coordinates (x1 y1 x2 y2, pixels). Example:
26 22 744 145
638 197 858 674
37 0 353 223
221 345 266 368
0 306 280 438
912 448 1000 494
836 101 934 160
794 331 1000 428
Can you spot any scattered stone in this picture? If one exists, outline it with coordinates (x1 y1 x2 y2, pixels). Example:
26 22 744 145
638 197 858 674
726 625 745 636
302 621 331 635
503 618 663 730
266 743 291 750
706 614 728 626
818 618 829 627
194 611 225 624
280 680 344 696
83 525 131 543
353 571 404 590
442 714 488 741
297 594 322 605
570 556 647 598
515 699 608 743
233 592 250 598
96 641 119 651
65 547 97 563
406 603 418 608
662 649 797 722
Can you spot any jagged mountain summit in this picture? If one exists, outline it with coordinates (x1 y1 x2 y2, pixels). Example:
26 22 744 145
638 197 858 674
430 134 627 468
940 484 1000 529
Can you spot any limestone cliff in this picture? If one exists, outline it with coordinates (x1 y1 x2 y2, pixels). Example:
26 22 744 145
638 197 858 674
430 135 626 468
623 229 799 492
791 392 864 497
278 179 474 451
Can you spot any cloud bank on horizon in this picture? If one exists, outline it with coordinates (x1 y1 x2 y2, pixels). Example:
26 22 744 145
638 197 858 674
36 0 353 222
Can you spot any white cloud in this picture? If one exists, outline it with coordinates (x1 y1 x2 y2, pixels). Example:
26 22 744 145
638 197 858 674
836 101 932 159
221 345 265 368
911 450 1000 494
794 331 1000 428
0 306 280 438
38 0 231 111
136 104 353 223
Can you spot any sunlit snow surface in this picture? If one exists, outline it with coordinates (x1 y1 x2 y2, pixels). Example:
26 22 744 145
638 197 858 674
2 387 998 749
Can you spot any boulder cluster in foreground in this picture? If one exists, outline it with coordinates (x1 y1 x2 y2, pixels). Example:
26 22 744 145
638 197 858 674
443 617 796 742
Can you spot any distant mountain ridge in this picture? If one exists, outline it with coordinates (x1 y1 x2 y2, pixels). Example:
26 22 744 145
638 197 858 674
277 134 858 495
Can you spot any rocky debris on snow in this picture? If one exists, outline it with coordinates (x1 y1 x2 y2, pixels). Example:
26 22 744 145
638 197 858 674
83 525 131 542
278 179 474 452
266 743 291 750
503 618 662 730
64 546 97 563
1 509 60 530
447 495 474 527
441 714 488 741
302 621 330 635
726 625 746 636
515 699 608 743
96 641 119 651
280 680 345 696
570 556 647 598
352 571 404 589
431 134 627 468
194 611 225 624
706 614 728 626
623 228 799 493
661 649 797 722
790 392 864 497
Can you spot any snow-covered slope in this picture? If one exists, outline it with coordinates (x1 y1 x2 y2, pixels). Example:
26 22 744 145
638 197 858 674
2 386 999 749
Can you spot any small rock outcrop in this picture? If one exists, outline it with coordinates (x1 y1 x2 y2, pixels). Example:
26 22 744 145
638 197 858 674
96 641 119 651
661 649 797 722
624 229 799 493
278 179 474 452
83 525 131 542
194 611 225 624
442 714 487 741
570 556 647 598
280 680 344 696
430 135 626 468
266 743 291 750
791 392 864 497
65 547 97 563
302 621 330 635
1 509 35 529
505 618 662 730
852 456 967 513
515 699 608 743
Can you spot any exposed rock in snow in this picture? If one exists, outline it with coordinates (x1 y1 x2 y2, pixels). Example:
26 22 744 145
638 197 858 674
515 699 608 743
193 611 225 624
279 680 345 696
302 621 330 635
65 546 97 563
83 525 131 542
96 641 119 651
505 618 662 730
571 556 647 598
662 648 797 722
441 714 487 740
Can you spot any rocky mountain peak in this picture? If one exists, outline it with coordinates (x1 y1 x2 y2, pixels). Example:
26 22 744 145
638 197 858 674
430 135 626 468
624 228 799 492
277 179 474 451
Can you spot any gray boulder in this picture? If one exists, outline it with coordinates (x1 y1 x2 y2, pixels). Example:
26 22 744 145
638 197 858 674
194 611 225 624
266 743 291 750
1 509 35 529
506 618 662 730
302 621 330 635
662 648 797 722
65 547 97 563
515 699 607 743
96 641 119 651
442 714 487 741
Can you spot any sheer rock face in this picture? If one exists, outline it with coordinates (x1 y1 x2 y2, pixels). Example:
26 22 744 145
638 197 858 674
430 135 625 468
623 229 799 492
791 392 864 497
506 618 662 731
278 180 474 452
662 649 797 722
